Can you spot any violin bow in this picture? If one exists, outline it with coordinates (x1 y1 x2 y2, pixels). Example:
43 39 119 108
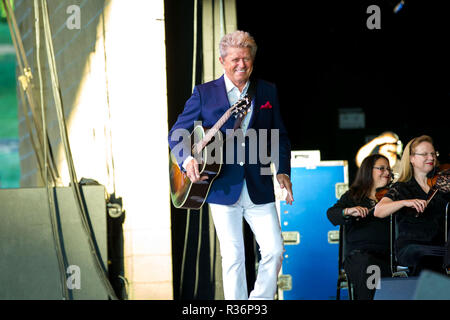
427 169 450 205
415 169 450 217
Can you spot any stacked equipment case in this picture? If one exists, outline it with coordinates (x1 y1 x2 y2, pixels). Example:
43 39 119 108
275 151 349 300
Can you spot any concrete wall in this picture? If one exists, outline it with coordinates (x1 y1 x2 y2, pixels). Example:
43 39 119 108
14 0 172 299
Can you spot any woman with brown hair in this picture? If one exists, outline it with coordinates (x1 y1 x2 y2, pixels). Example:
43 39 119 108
327 154 392 300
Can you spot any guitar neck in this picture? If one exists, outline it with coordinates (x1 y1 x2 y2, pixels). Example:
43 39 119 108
194 109 232 154
193 96 250 155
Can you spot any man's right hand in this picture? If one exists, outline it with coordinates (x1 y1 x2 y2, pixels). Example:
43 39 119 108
186 158 208 183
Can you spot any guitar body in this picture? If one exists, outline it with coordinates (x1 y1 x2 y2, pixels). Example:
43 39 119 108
169 125 223 209
169 94 250 209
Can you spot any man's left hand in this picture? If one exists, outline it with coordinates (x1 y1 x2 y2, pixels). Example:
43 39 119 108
276 174 294 205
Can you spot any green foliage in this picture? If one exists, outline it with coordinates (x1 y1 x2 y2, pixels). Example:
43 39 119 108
0 2 19 188
0 52 18 139
0 0 15 20
0 22 13 43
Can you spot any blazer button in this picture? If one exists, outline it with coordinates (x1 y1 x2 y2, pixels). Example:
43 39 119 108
239 162 244 166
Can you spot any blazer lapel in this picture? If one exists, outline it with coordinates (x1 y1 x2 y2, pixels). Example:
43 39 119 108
248 78 260 129
213 75 230 110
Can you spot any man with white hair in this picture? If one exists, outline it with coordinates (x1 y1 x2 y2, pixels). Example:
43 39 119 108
168 30 293 300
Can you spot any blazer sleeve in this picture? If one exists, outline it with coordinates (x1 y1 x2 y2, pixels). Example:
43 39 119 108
270 84 291 176
168 86 202 168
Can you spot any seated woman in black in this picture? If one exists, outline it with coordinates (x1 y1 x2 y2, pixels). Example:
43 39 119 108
375 135 449 275
327 154 392 300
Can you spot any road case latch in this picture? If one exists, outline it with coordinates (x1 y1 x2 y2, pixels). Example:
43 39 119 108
328 230 340 244
278 274 292 291
282 231 300 245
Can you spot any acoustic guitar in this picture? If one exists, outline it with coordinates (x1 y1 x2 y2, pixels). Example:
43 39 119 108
169 95 252 209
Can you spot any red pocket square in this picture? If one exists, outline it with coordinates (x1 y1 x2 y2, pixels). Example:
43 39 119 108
260 101 272 109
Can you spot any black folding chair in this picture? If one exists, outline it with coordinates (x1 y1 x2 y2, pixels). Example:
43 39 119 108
445 202 450 275
390 214 410 277
336 225 354 300
390 202 450 277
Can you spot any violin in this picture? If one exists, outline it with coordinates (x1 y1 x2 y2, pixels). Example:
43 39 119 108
427 164 450 187
425 163 450 204
354 184 392 221
375 187 389 202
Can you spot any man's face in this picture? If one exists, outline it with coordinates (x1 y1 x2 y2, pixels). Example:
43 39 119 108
219 47 254 89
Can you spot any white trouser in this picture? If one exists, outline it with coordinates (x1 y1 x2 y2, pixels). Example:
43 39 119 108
209 180 284 300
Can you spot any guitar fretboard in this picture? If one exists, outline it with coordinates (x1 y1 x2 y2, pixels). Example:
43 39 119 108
193 96 250 155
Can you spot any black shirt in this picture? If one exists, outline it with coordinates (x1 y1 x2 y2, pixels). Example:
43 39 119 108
327 190 390 257
384 178 448 252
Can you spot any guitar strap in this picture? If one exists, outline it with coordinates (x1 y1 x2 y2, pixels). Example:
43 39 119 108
233 78 257 130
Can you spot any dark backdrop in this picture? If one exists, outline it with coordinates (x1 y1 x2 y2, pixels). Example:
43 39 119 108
165 0 450 299
236 0 449 181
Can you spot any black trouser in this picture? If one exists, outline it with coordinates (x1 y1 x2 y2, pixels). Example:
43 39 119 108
397 244 447 276
344 250 391 300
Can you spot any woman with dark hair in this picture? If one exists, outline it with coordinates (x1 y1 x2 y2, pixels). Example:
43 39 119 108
327 154 392 300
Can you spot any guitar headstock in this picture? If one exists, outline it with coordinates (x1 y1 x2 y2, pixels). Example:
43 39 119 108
231 94 252 118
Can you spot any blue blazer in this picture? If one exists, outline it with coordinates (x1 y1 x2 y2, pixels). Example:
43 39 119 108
168 75 291 205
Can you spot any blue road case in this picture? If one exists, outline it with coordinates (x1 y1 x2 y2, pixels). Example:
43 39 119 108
276 152 349 300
